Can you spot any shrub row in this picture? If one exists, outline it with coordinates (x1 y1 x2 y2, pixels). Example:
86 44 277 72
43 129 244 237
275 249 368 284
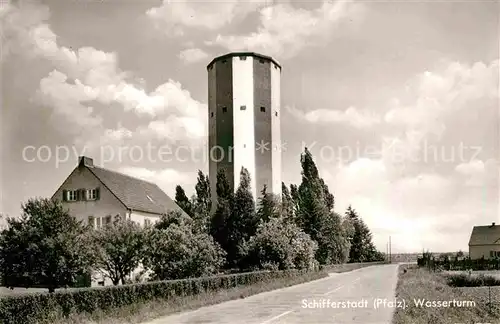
418 257 500 271
0 269 318 324
446 273 500 287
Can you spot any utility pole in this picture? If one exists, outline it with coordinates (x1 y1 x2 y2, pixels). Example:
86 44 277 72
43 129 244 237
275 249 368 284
389 236 392 263
386 242 389 263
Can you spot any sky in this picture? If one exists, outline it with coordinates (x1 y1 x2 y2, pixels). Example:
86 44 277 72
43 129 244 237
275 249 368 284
1 0 499 253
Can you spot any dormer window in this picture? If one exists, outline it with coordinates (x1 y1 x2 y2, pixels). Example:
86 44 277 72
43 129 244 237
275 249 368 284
146 194 154 203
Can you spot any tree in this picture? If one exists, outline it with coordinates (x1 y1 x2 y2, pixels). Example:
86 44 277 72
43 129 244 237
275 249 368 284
0 198 94 293
295 148 349 265
316 212 350 264
93 217 145 285
175 185 194 217
227 167 257 267
290 184 300 214
320 179 335 211
346 205 382 262
281 182 295 221
144 219 225 280
193 170 212 232
257 184 280 222
156 210 194 230
244 217 317 271
210 169 233 267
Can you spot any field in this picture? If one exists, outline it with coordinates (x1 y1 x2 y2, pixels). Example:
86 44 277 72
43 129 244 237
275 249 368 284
392 265 500 324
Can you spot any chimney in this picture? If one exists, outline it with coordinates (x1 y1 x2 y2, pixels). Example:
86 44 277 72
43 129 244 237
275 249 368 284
78 156 94 168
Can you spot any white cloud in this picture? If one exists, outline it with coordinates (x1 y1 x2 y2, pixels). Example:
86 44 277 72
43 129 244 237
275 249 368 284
4 2 207 146
208 0 365 59
287 106 380 128
178 48 209 64
384 59 499 137
455 159 498 187
37 70 103 134
328 156 496 252
147 0 263 36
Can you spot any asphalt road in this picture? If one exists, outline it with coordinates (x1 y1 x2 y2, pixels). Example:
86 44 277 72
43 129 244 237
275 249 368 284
143 264 400 324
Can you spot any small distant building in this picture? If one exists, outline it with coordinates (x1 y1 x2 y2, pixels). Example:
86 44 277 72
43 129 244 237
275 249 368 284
468 222 500 260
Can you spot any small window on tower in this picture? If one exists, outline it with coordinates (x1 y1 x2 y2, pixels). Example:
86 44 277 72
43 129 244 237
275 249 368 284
222 107 227 113
239 56 246 60
275 111 278 117
211 112 214 117
259 59 265 64
240 105 246 110
260 107 266 112
222 59 227 63
274 64 278 69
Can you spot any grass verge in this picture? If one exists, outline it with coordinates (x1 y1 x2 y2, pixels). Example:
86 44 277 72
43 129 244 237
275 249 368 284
51 270 327 324
392 264 500 324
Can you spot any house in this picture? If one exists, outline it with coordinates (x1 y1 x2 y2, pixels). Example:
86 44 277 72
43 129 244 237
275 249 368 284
52 156 188 286
468 222 500 260
52 156 187 229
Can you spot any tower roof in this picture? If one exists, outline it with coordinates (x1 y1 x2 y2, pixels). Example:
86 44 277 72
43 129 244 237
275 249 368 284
206 52 281 70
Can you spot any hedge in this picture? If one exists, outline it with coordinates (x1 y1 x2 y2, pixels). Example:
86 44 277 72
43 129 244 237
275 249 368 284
0 269 317 324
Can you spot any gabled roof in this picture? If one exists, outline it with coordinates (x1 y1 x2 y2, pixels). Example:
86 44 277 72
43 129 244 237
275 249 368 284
54 156 188 217
468 224 500 246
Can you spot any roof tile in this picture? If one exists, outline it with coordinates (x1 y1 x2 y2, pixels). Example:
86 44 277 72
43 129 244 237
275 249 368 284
88 166 186 216
468 225 500 246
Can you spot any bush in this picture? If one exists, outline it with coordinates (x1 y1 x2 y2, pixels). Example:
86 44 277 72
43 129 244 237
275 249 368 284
0 269 318 324
446 273 500 287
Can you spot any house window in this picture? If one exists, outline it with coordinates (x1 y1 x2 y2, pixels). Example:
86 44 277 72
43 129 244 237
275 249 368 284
96 217 101 229
222 106 227 113
86 189 97 200
239 56 246 60
240 105 246 110
105 215 112 226
88 216 95 228
211 112 214 117
260 107 266 112
145 219 151 227
67 190 77 201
